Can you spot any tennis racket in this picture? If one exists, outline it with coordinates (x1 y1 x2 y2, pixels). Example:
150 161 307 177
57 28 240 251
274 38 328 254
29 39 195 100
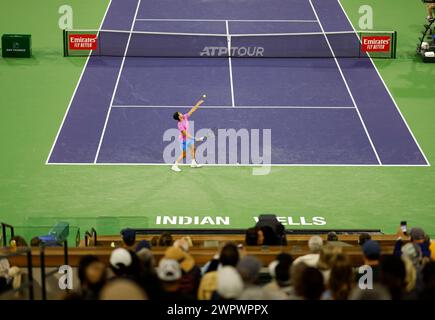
194 94 209 142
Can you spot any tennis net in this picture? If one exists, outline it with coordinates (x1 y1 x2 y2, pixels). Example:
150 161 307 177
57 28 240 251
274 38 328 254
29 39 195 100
63 29 397 59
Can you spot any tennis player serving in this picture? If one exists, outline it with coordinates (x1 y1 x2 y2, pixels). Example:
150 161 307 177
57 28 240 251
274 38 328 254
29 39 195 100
171 95 206 172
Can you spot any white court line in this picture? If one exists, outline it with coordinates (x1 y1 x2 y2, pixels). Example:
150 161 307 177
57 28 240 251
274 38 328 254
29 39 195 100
309 0 382 165
337 0 430 166
45 0 113 165
93 0 142 164
66 29 395 37
66 29 224 36
135 19 319 23
111 105 355 109
46 162 429 167
226 20 236 107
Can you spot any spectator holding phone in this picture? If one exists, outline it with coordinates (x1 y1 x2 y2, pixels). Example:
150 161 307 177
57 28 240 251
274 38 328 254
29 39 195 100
394 226 431 258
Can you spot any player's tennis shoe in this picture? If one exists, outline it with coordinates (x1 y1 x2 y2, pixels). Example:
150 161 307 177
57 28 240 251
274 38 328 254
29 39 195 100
191 160 202 168
171 164 181 172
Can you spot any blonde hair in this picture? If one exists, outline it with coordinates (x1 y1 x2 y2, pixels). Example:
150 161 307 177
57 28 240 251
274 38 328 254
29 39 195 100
317 245 342 271
329 254 354 300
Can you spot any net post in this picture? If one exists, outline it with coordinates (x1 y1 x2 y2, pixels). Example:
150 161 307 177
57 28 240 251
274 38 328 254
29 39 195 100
392 31 397 59
98 31 101 56
63 29 67 57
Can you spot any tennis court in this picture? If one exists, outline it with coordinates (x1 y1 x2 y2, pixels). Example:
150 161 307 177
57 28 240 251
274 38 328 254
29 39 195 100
1 0 435 238
46 0 428 166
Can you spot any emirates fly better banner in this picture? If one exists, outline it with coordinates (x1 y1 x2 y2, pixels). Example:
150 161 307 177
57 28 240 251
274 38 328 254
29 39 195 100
361 36 391 52
69 34 98 50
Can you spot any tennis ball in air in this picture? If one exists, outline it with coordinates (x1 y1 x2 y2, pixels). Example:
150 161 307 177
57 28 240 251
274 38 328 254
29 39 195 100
203 94 207 98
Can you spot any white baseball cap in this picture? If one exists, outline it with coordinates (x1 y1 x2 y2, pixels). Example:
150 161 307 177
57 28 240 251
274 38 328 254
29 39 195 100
217 266 244 299
110 248 132 269
157 258 182 282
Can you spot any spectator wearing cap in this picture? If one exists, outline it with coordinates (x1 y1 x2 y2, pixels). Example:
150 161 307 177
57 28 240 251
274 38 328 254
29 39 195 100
157 258 192 301
293 236 323 267
237 256 264 300
357 240 381 283
198 242 240 300
410 228 431 257
214 266 244 300
121 228 136 248
394 227 431 258
164 246 201 299
110 248 133 277
109 248 142 285
326 232 352 247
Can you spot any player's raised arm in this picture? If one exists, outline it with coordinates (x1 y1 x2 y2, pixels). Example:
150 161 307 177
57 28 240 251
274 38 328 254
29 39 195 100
187 94 207 116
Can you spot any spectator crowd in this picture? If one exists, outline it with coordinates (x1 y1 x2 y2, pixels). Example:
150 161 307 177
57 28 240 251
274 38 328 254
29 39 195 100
62 226 435 300
1 225 435 300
